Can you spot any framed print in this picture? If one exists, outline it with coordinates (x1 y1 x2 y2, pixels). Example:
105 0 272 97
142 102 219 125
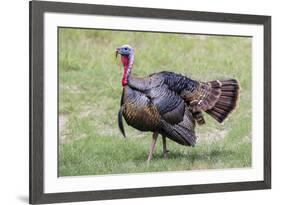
29 0 271 204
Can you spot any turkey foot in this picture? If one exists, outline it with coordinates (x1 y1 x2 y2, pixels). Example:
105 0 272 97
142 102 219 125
147 132 158 164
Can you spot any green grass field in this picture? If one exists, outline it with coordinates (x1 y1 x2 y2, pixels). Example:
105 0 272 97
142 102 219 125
58 28 252 176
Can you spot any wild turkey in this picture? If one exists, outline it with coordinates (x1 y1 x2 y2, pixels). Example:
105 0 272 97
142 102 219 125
116 45 239 163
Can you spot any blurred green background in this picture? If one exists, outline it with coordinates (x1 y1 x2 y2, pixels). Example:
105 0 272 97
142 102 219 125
58 28 252 176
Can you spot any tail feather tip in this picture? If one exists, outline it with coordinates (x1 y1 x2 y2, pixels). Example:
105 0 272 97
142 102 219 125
207 79 239 123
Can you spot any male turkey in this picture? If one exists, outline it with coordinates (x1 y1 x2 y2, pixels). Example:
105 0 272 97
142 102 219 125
116 44 239 163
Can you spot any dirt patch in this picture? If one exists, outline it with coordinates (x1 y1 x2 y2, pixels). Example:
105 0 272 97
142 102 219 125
59 115 68 144
197 129 228 143
60 84 81 94
79 104 121 136
59 114 87 144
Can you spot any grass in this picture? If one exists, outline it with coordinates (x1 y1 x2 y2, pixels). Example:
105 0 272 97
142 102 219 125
58 28 252 176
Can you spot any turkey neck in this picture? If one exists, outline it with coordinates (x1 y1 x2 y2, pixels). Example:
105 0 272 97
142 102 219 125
121 54 134 86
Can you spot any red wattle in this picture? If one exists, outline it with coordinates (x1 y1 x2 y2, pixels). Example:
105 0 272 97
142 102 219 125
122 78 128 86
121 55 129 66
121 55 130 86
122 65 129 86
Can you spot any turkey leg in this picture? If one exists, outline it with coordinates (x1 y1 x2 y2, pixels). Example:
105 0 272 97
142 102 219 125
147 132 158 163
162 136 169 158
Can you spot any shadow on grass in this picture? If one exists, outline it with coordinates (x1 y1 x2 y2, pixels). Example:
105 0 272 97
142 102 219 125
132 147 236 162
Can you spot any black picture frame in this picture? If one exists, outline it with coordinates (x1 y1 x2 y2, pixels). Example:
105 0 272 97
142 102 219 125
29 0 271 204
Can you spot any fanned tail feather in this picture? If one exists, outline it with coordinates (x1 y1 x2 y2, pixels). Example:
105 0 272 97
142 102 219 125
206 79 239 123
